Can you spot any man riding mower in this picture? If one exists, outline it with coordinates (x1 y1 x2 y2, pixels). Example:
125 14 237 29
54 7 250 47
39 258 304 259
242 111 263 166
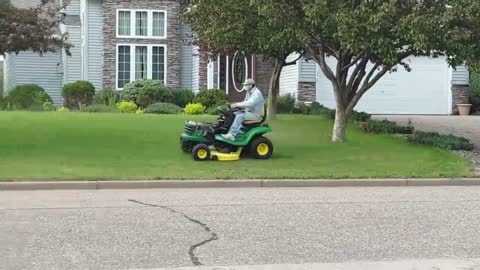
180 79 273 161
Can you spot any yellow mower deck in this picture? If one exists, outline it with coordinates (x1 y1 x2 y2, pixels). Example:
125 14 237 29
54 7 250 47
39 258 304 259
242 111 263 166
210 147 243 161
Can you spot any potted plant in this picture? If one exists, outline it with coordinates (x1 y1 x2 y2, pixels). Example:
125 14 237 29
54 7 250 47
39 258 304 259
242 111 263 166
457 103 472 116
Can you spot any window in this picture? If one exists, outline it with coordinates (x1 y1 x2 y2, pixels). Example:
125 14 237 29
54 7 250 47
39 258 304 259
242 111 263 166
117 9 167 38
117 44 167 89
152 46 165 81
117 46 131 89
135 11 147 36
152 12 165 37
135 46 148 80
118 11 131 36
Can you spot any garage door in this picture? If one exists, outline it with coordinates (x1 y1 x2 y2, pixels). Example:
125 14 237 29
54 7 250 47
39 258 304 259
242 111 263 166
315 56 451 114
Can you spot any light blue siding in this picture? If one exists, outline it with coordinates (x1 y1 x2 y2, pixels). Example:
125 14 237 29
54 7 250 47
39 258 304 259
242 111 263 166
4 54 16 92
5 51 63 105
63 26 82 83
298 58 316 82
451 65 469 85
180 22 193 90
65 0 81 15
191 46 200 93
87 0 104 91
279 53 299 97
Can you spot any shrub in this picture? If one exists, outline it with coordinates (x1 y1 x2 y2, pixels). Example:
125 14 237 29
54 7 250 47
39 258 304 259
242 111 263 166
57 106 70 112
292 102 310 114
310 102 336 119
62 81 95 109
94 88 120 106
184 102 206 115
80 104 117 113
358 119 414 134
144 102 183 114
121 79 173 108
116 101 138 113
408 131 475 151
172 89 195 108
193 89 228 108
6 84 52 110
206 101 229 115
351 111 371 122
276 94 296 114
42 101 56 111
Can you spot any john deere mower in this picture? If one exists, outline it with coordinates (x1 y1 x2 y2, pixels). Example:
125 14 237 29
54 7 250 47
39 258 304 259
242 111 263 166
180 105 273 161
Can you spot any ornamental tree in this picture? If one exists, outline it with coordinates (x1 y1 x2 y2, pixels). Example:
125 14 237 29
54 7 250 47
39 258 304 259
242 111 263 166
182 0 303 119
0 0 71 56
253 0 480 142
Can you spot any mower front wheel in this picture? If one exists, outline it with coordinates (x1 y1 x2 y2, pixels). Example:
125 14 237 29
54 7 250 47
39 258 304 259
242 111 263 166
250 136 273 159
192 144 211 161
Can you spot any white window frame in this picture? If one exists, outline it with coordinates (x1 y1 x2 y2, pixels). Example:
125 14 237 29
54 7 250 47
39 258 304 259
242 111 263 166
116 44 168 90
116 9 167 39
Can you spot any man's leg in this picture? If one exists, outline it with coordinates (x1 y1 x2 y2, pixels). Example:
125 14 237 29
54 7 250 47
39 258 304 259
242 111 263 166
223 112 245 140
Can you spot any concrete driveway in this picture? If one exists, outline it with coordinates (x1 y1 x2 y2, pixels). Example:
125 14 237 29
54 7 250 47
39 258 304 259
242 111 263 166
372 115 480 149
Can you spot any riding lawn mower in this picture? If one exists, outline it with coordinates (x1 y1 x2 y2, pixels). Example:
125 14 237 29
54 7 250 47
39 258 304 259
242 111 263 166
180 105 273 161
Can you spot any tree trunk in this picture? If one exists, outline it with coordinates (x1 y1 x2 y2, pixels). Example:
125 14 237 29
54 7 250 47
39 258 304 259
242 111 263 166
267 60 283 120
332 106 348 143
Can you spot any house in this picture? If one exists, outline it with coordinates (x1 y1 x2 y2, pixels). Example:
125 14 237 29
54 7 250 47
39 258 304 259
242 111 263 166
3 0 275 105
280 52 471 115
3 0 471 115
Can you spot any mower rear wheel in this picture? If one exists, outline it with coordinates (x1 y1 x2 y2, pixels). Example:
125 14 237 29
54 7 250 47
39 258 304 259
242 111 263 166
250 136 273 159
193 144 211 161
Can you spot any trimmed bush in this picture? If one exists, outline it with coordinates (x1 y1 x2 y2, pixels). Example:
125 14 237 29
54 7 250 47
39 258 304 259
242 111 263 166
193 89 228 108
184 102 206 115
116 101 138 113
42 101 56 111
57 107 70 112
408 131 475 151
62 81 95 109
310 102 336 119
144 102 183 114
80 104 117 113
293 102 310 114
351 111 371 122
172 89 195 108
276 94 296 114
6 84 52 110
94 88 120 106
121 79 173 108
206 101 228 115
358 119 414 134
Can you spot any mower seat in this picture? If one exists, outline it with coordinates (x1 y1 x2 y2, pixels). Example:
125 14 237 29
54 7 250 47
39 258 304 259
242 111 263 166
242 105 267 129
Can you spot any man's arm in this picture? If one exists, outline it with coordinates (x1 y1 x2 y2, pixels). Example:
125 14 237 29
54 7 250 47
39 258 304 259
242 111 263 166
233 90 261 109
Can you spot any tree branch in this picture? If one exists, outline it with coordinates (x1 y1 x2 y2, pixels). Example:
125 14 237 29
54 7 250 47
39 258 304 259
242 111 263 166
308 45 336 82
341 49 367 72
347 65 392 113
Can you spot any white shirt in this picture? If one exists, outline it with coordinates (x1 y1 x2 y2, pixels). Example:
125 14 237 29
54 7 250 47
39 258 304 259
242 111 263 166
237 87 264 120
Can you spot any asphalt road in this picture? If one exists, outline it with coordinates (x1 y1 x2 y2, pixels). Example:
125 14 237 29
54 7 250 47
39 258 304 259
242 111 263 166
2 186 480 270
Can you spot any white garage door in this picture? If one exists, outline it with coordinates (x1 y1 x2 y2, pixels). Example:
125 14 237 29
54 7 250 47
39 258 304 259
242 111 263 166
316 56 451 114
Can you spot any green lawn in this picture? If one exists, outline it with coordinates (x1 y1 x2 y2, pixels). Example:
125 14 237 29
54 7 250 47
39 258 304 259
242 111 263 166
0 111 473 180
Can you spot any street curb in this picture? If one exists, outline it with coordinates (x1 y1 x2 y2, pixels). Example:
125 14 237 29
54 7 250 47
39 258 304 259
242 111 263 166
2 178 480 191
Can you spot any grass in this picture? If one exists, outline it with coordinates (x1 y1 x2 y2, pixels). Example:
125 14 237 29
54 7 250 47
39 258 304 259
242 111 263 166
0 111 473 181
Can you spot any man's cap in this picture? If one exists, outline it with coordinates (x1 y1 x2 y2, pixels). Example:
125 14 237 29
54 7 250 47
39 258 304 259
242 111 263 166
242 78 255 85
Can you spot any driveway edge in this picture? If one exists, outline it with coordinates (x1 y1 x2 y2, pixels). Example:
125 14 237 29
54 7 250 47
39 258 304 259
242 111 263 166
2 178 480 191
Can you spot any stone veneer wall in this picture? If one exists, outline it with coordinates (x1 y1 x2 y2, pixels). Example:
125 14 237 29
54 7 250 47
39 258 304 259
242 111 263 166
103 0 181 89
452 85 470 115
297 82 316 102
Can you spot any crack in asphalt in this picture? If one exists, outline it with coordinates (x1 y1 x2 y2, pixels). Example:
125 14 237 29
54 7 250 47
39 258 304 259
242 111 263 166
128 199 218 266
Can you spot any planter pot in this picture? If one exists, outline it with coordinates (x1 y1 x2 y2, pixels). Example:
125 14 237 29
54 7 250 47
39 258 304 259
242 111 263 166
457 104 472 116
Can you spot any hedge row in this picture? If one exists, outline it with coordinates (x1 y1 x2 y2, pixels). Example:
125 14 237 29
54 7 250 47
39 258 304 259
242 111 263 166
281 95 474 151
